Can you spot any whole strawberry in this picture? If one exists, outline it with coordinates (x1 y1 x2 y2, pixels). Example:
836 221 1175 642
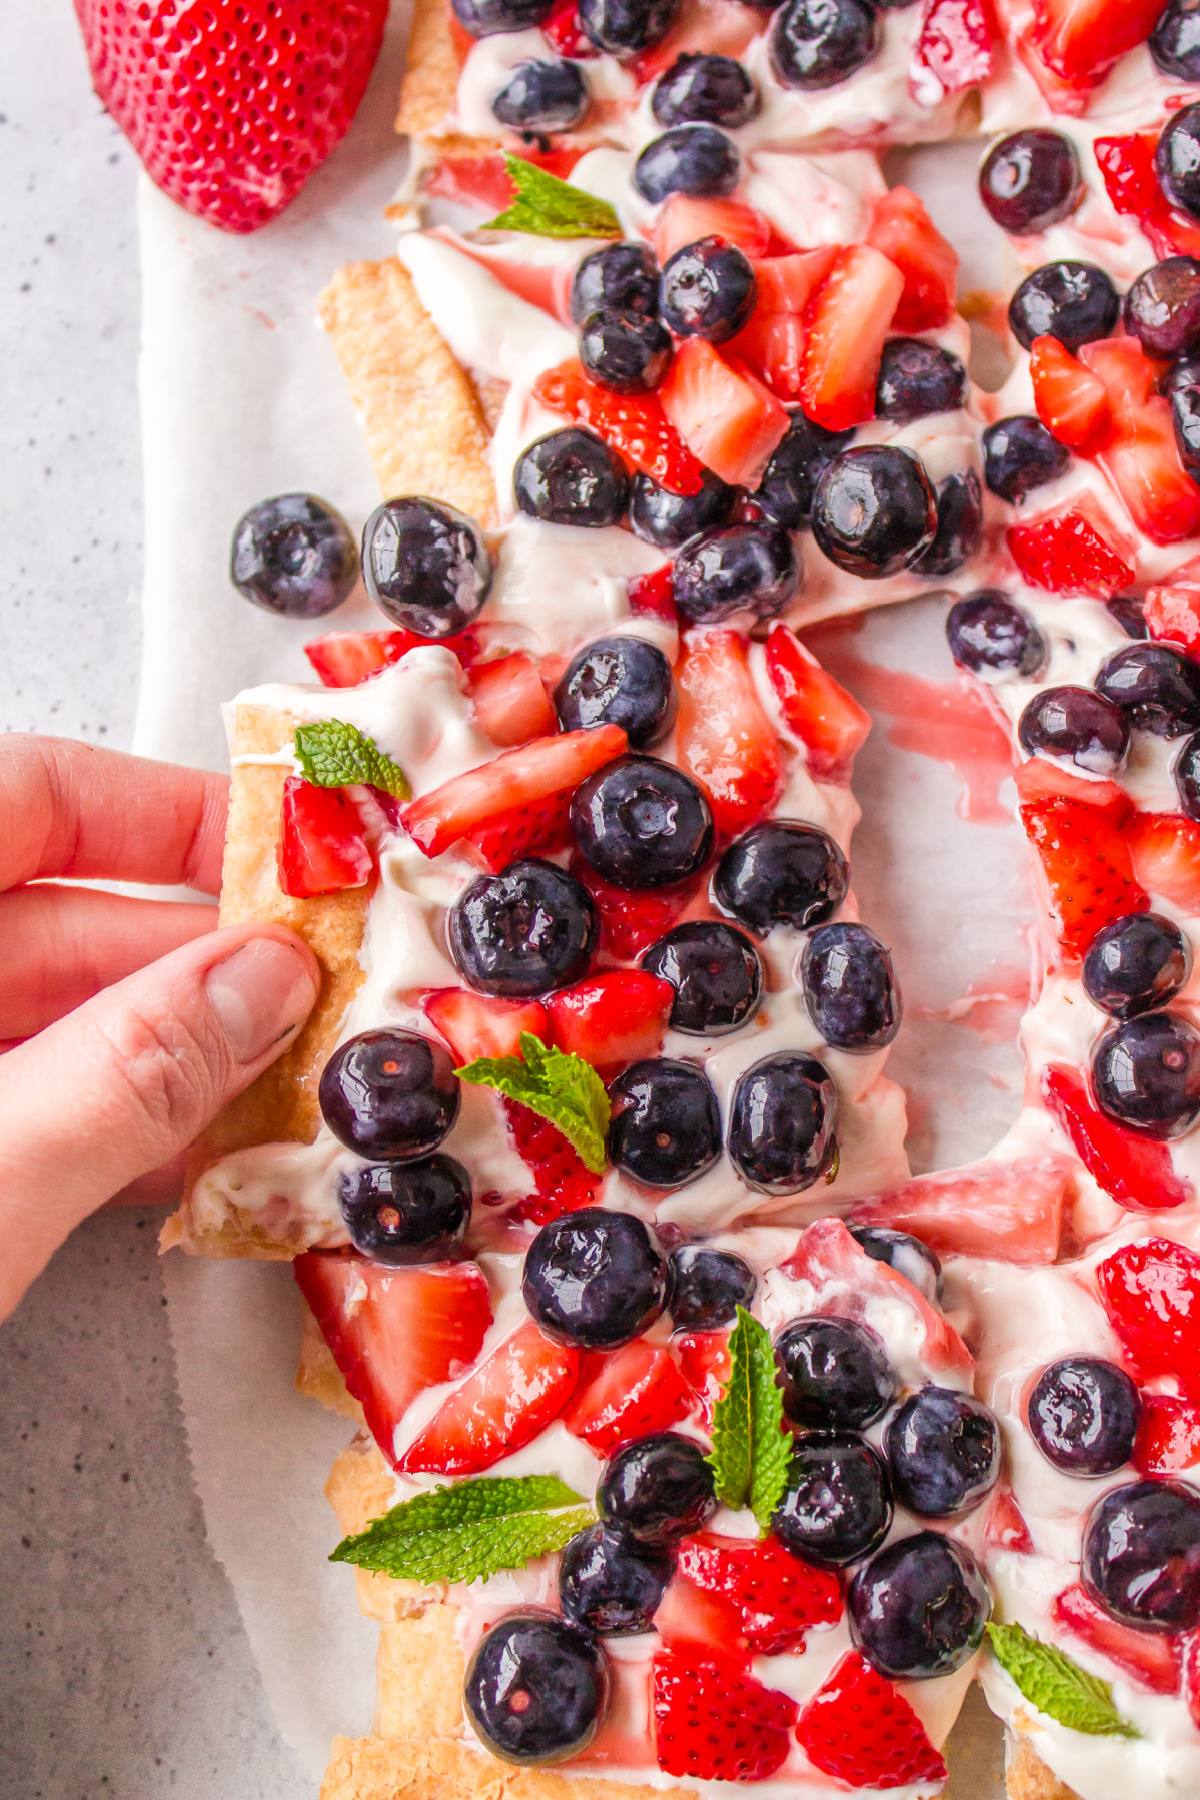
73 0 388 232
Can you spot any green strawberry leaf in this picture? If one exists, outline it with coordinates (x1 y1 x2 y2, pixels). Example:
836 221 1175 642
330 1473 593 1584
294 718 411 801
455 1031 610 1174
485 155 622 240
987 1623 1141 1739
706 1306 790 1532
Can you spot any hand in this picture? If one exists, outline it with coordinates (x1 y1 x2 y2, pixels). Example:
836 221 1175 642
0 736 320 1321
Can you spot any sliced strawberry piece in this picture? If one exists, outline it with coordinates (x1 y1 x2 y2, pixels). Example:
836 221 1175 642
909 0 993 107
504 1096 601 1225
1042 1064 1193 1213
466 653 558 748
678 1532 842 1654
1030 0 1171 90
653 194 774 265
542 0 600 56
722 310 807 403
676 629 782 835
1097 1237 1200 1392
799 245 905 430
545 970 674 1072
1145 560 1200 657
1030 334 1110 451
750 247 840 315
984 1483 1034 1554
797 1650 947 1789
1128 812 1200 913
865 187 956 333
1052 1584 1182 1695
422 989 549 1064
1007 492 1137 599
463 792 574 873
533 360 705 496
652 1648 797 1782
294 1254 493 1468
399 1319 580 1475
1078 338 1200 547
1186 1634 1200 1732
675 1330 731 1429
424 145 586 214
1020 795 1148 964
659 338 791 488
654 1575 748 1652
1094 134 1200 262
277 775 370 899
563 1340 691 1453
1133 1393 1200 1477
765 624 872 782
305 627 481 688
570 854 698 960
1013 756 1131 821
852 1156 1068 1266
627 563 677 623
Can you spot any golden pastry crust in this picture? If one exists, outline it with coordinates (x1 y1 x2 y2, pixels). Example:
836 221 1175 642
1005 1733 1081 1800
320 1733 692 1800
325 1435 435 1623
396 0 465 140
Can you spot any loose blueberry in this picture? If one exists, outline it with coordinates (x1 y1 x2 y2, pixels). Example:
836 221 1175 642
1107 594 1149 638
875 339 968 424
713 820 850 935
514 428 630 528
579 308 673 394
754 409 855 530
979 128 1084 236
1008 260 1121 354
768 0 880 90
230 493 357 618
338 1156 472 1265
946 589 1048 680
523 1207 671 1348
608 1058 723 1188
319 1027 460 1161
1162 350 1200 396
1172 380 1200 478
659 236 757 342
1083 912 1192 1018
492 59 589 132
571 754 715 889
1177 729 1200 819
672 521 801 623
642 919 764 1035
449 858 599 997
558 1524 673 1635
579 0 681 55
848 1532 991 1679
669 1244 757 1328
1158 104 1200 223
1152 0 1200 79
1124 256 1200 361
982 415 1070 501
598 1431 718 1544
630 468 737 547
912 470 984 578
1028 1357 1141 1476
776 1317 897 1431
1092 1011 1200 1139
1017 684 1130 776
885 1388 1001 1520
727 1050 838 1194
1082 1479 1200 1630
634 126 740 204
571 243 660 325
801 920 902 1053
1095 641 1200 737
652 53 759 128
556 636 675 748
464 1611 611 1765
362 496 492 636
772 1433 893 1568
452 0 554 36
848 1225 942 1302
811 446 938 579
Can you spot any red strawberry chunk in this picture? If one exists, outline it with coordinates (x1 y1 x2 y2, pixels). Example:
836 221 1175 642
1007 492 1136 599
797 1650 947 1789
1043 1065 1193 1213
399 1319 580 1475
1030 334 1110 451
425 146 585 213
799 245 905 430
725 311 808 403
765 624 872 781
1078 338 1200 547
1020 795 1148 964
1052 1584 1182 1695
678 1532 842 1654
852 1155 1068 1266
1097 1237 1200 1393
1031 0 1172 90
277 775 370 899
542 0 600 56
466 653 557 748
1128 812 1200 914
659 338 791 489
677 629 782 835
294 1254 493 1469
1134 1394 1200 1477
653 195 774 265
1095 134 1200 262
865 187 956 334
563 1340 692 1453
910 0 993 105
984 1483 1034 1554
652 1648 797 1782
1013 756 1131 821
305 627 481 688
462 789 574 872
504 1096 601 1225
675 1330 731 1429
1145 561 1200 657
545 970 674 1072
533 360 705 496
422 989 549 1064
570 854 698 961
654 1576 748 1652
627 564 676 624
750 248 840 315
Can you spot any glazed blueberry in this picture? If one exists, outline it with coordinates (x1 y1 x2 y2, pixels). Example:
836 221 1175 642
608 1058 723 1188
1017 684 1130 776
452 0 553 36
1163 350 1200 396
982 415 1070 502
946 589 1048 680
1158 105 1200 223
514 428 630 528
556 636 675 748
579 308 673 394
1083 1480 1200 1629
801 921 902 1052
1177 729 1200 818
913 470 984 578
523 1208 671 1348
1152 0 1200 79
571 243 660 325
1008 260 1120 355
230 493 357 618
848 1533 991 1679
464 1611 611 1766
1083 912 1192 1018
449 859 598 997
768 0 880 90
1124 256 1200 361
979 128 1084 235
361 496 492 636
492 59 589 132
571 755 715 888
810 446 938 579
1107 594 1149 638
669 1245 757 1328
1092 1011 1200 1139
776 1317 897 1431
338 1156 472 1265
885 1388 1001 1520
579 0 681 56
598 1431 718 1544
1028 1357 1141 1476
558 1525 673 1636
319 1028 460 1161
1095 641 1200 737
848 1225 942 1303
634 126 740 204
652 53 759 128
772 1433 893 1568
875 339 968 423
1171 380 1200 478
713 820 850 935
727 1050 838 1194
642 919 764 1035
630 468 737 547
672 522 801 623
659 236 757 343
754 410 854 530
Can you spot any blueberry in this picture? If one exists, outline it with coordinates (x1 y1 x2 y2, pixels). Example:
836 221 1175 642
571 243 660 326
1152 0 1200 79
1158 105 1200 223
713 820 850 935
230 493 357 618
630 468 737 548
848 1225 942 1302
982 415 1070 502
338 1155 472 1265
946 589 1047 680
672 522 801 623
885 1388 1000 1520
754 410 855 529
558 1524 673 1635
1017 684 1130 776
1082 1479 1200 1630
768 0 881 90
1163 350 1200 396
449 858 598 997
669 1245 756 1328
556 636 675 748
1172 380 1200 478
579 0 680 56
801 921 902 1053
727 1050 838 1194
579 308 673 394
642 919 764 1035
1178 729 1200 819
1083 912 1192 1018
452 0 554 36
514 428 630 528
772 1433 893 1568
1028 1357 1141 1477
811 446 938 579
776 1317 897 1431
875 339 968 424
979 129 1084 236
659 236 757 343
1095 641 1200 737
522 1208 671 1348
1124 257 1200 361
848 1532 991 1679
598 1431 717 1544
492 59 589 132
1008 261 1121 355
634 126 740 204
319 1028 460 1161
608 1058 723 1188
652 54 759 129
362 496 492 636
571 754 715 889
912 471 984 578
464 1611 611 1765
1092 1011 1200 1139
1107 594 1149 639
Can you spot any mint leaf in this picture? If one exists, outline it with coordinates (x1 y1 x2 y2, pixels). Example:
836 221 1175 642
706 1307 790 1532
294 719 411 801
330 1473 593 1583
987 1623 1141 1739
485 155 621 240
456 1031 610 1174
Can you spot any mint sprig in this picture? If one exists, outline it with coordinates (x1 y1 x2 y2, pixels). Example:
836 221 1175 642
294 719 410 801
706 1306 791 1532
485 155 622 240
456 1031 610 1174
330 1473 593 1584
987 1623 1141 1740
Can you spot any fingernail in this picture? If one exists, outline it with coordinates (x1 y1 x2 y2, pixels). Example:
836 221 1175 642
205 939 319 1065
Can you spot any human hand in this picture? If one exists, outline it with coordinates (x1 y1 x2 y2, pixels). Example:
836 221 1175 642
0 736 320 1321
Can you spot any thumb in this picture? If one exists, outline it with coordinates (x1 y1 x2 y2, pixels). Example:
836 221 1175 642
0 923 320 1320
